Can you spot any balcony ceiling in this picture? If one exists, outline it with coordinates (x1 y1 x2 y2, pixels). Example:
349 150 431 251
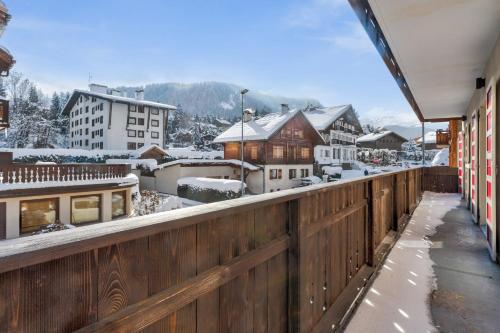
369 0 500 120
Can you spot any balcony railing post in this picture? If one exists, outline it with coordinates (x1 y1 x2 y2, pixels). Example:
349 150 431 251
365 180 374 267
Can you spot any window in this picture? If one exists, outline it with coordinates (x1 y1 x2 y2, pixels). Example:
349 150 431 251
100 103 103 111
325 150 330 157
71 195 101 224
100 142 103 149
151 131 159 139
85 117 89 124
128 117 137 125
20 198 58 234
112 191 126 218
289 169 297 179
293 129 304 139
100 129 103 137
85 128 89 135
85 139 88 146
138 105 144 113
129 105 136 112
300 169 309 178
138 118 145 126
301 147 310 159
151 108 159 115
137 142 144 148
151 119 159 127
100 115 103 123
128 130 137 137
127 142 137 150
85 106 89 113
281 127 291 138
272 145 284 159
250 146 258 160
137 130 144 138
80 129 82 135
270 169 282 180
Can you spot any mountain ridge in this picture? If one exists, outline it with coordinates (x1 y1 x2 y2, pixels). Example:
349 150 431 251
117 81 322 119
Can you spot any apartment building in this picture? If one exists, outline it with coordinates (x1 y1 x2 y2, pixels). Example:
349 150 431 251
303 104 363 167
213 104 325 193
62 84 176 150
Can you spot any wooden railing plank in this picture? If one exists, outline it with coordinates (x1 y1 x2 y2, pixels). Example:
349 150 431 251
75 235 290 333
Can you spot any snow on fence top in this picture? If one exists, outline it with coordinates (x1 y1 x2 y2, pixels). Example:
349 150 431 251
156 159 260 171
106 159 158 170
177 177 245 193
165 146 223 160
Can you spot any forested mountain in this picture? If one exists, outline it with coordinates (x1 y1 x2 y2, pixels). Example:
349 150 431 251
117 82 322 120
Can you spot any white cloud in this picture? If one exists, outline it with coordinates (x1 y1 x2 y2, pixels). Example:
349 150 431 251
284 0 347 29
320 23 376 54
10 17 93 33
360 107 420 127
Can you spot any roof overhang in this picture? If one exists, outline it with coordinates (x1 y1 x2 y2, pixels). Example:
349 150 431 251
349 0 500 122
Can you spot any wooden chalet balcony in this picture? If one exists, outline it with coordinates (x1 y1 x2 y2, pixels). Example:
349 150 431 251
436 129 451 148
0 99 7 129
0 167 457 332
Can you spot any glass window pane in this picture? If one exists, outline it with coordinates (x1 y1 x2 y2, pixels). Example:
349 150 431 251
20 198 58 233
71 195 101 224
112 191 126 218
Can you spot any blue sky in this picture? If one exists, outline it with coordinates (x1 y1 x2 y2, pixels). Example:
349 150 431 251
3 0 421 126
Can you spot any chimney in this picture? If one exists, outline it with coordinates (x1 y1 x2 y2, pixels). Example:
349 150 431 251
243 108 254 122
281 103 289 114
110 88 122 96
89 83 108 94
135 88 144 100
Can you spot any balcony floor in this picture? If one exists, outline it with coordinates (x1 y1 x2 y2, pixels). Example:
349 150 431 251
346 192 500 333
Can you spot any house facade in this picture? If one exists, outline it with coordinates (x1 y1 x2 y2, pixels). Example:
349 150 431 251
303 105 363 167
0 157 137 239
357 130 408 150
62 84 176 151
213 105 325 193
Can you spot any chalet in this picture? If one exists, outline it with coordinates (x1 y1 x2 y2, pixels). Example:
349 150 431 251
303 104 363 167
357 130 408 151
62 84 176 150
213 104 325 193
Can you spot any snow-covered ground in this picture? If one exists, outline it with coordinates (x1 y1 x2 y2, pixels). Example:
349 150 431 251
346 192 452 333
431 148 449 166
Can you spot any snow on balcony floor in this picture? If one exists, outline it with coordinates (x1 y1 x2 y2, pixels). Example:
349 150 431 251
346 192 458 333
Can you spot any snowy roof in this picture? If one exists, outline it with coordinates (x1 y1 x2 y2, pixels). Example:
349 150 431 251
303 105 352 131
213 109 324 144
178 177 244 193
131 144 168 158
156 159 261 171
62 89 176 115
416 131 437 143
357 130 407 143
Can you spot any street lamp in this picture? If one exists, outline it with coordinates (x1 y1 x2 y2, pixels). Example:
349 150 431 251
240 88 249 196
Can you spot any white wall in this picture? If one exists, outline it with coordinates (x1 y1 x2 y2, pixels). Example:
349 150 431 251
69 96 167 150
263 164 312 192
0 187 134 239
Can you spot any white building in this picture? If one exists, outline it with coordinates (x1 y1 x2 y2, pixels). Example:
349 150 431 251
303 105 363 167
62 84 176 150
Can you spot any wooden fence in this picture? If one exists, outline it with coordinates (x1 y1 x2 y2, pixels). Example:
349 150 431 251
0 168 423 332
422 166 458 193
0 163 132 184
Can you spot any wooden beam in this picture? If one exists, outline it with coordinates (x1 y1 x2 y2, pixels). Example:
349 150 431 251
305 199 367 237
75 235 290 333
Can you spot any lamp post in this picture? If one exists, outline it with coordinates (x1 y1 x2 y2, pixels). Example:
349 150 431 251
240 88 249 196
